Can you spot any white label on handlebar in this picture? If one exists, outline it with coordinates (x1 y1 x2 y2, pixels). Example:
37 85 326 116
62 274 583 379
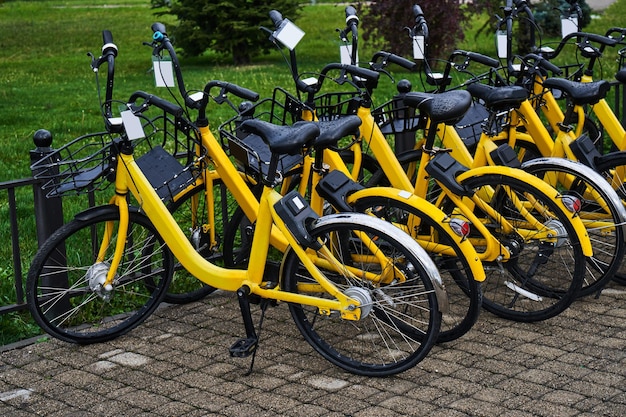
413 35 425 60
273 19 305 51
153 56 174 88
561 15 578 39
121 110 145 140
496 30 508 59
189 92 204 103
302 77 318 86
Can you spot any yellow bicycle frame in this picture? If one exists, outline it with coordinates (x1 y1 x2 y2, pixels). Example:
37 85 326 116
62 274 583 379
101 138 375 321
341 103 593 259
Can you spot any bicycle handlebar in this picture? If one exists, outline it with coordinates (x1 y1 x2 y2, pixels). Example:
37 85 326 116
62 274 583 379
269 9 283 29
522 53 563 75
345 5 358 29
127 90 184 117
452 50 500 69
371 51 417 72
203 80 259 102
540 31 618 60
149 22 260 122
89 30 119 131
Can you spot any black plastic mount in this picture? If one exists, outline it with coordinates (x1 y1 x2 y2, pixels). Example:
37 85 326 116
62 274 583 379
569 133 601 171
273 190 322 250
425 152 472 197
316 170 364 213
490 144 522 169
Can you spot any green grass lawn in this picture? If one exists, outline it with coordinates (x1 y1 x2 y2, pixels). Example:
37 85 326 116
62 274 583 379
1 0 624 345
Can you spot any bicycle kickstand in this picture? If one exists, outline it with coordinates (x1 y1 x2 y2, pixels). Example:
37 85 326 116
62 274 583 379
229 285 269 375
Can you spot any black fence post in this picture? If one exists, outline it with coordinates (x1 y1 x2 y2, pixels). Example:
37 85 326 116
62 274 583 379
30 129 64 245
30 129 70 316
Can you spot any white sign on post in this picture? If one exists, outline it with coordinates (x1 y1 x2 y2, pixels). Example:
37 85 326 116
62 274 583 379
497 30 508 59
340 44 357 65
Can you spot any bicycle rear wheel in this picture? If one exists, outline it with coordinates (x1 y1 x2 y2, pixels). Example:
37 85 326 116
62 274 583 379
521 158 626 296
165 180 239 303
26 206 172 344
281 213 442 377
594 151 626 285
440 173 586 322
493 140 626 295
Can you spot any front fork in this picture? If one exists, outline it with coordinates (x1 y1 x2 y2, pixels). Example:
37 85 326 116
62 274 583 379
98 193 130 288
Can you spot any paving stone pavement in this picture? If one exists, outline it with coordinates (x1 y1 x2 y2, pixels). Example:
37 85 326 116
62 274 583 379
1 282 625 417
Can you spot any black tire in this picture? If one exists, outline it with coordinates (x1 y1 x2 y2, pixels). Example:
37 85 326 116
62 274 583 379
443 173 586 322
164 182 229 304
26 206 172 344
280 214 442 376
351 196 482 343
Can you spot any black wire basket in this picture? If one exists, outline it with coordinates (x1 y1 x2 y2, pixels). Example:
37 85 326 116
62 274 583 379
31 110 206 201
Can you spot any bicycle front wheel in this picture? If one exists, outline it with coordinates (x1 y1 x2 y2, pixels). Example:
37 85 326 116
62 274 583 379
26 206 173 344
444 172 586 322
281 213 442 377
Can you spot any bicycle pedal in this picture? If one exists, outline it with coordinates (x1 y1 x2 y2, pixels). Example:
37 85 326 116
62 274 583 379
229 337 258 358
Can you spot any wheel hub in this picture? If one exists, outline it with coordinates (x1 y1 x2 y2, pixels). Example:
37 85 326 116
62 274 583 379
345 287 373 319
86 262 115 300
544 219 568 248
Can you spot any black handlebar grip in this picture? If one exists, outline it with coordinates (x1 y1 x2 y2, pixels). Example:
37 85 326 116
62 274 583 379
387 53 418 71
343 64 380 81
451 50 499 68
269 10 283 28
466 51 500 68
128 91 183 117
102 30 113 46
205 80 260 102
564 31 618 47
151 22 167 36
525 53 562 75
226 83 260 102
345 5 358 26
412 5 424 18
101 30 117 57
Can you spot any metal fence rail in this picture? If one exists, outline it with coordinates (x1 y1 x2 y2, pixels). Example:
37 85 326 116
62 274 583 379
0 177 37 315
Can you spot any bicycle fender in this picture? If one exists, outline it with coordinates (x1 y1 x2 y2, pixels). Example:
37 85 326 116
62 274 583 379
313 212 449 313
73 204 143 222
522 157 626 239
345 187 486 282
455 166 593 256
